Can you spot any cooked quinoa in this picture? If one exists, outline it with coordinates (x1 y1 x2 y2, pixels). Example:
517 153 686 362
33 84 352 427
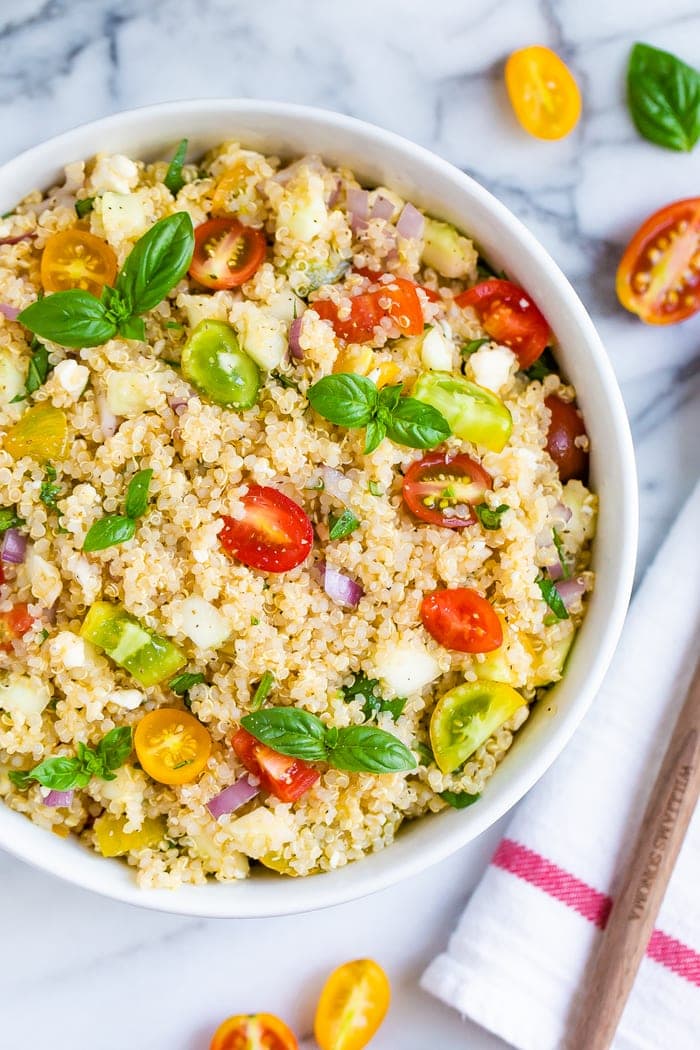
0 142 596 887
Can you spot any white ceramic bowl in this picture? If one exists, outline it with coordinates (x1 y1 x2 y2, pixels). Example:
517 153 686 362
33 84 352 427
0 100 637 917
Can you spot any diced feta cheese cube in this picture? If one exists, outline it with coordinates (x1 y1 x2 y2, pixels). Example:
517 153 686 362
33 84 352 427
180 596 230 649
53 359 89 400
0 674 50 717
372 641 441 695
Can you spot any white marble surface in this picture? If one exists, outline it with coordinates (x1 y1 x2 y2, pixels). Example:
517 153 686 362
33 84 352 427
1 1 699 1047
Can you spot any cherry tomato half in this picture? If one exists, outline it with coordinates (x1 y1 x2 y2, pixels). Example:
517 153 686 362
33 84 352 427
134 708 211 786
455 279 550 368
505 46 581 140
189 218 267 290
421 588 503 654
314 958 390 1050
616 197 700 325
545 395 589 482
41 229 117 297
220 486 313 573
402 451 492 528
232 728 320 803
354 268 441 303
313 277 424 342
0 604 34 651
430 679 524 773
210 1012 298 1050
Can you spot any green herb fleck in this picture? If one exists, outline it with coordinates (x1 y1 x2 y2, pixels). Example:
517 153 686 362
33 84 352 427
440 789 481 809
75 197 95 219
164 321 183 331
251 670 275 711
39 464 61 509
0 508 22 533
250 616 260 626
163 138 189 196
524 347 557 382
552 528 571 579
461 338 489 357
414 742 434 766
271 370 301 392
474 503 509 530
368 481 382 497
537 576 569 621
169 671 205 696
329 509 360 541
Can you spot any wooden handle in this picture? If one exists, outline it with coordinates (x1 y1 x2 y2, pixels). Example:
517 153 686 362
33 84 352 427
570 654 700 1050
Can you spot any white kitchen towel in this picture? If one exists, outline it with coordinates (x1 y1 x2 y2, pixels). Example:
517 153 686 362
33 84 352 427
422 480 700 1050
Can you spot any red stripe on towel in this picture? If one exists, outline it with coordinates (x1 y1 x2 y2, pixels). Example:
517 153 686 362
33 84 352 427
492 838 700 987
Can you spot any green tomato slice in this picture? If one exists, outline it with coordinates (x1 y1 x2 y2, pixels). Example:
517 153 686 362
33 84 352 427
181 319 260 408
412 371 512 452
80 601 186 687
430 679 524 773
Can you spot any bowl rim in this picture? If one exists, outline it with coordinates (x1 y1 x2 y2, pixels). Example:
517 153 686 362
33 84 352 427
0 98 638 917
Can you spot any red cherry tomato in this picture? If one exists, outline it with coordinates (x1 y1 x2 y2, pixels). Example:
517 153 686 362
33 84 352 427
232 728 320 803
616 197 700 325
313 277 424 342
421 588 503 653
455 279 550 368
220 486 313 573
354 268 440 302
0 603 34 651
189 217 266 290
402 451 492 529
545 395 589 482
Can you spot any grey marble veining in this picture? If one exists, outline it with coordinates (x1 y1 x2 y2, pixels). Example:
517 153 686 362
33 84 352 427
0 1 698 1047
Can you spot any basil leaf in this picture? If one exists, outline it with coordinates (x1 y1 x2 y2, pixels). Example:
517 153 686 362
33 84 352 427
18 290 117 349
627 42 700 152
307 373 378 427
118 315 146 341
414 742 434 766
169 671 205 696
251 670 275 711
124 468 153 520
440 789 481 809
96 726 133 771
75 196 95 218
537 576 569 621
241 707 329 762
363 417 386 454
474 503 509 530
163 138 188 196
384 396 451 449
329 725 416 773
115 212 195 316
461 338 489 357
24 338 52 396
25 756 85 791
377 383 403 414
329 509 360 541
83 514 136 552
524 347 556 381
0 508 22 533
8 770 33 789
552 528 571 579
341 673 405 723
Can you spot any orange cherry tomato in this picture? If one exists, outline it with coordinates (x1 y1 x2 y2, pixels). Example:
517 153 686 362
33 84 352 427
134 708 212 785
545 395 589 482
210 1013 297 1050
455 278 550 368
0 603 34 651
189 218 267 290
40 229 118 297
314 958 390 1050
211 161 256 216
313 277 424 343
232 728 319 803
421 588 503 653
616 197 700 325
505 46 581 140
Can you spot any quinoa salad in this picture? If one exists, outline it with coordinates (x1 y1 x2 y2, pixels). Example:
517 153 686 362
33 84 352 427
0 140 596 887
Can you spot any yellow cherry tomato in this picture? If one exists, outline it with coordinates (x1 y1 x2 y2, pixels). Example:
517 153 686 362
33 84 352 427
314 959 390 1050
210 1013 298 1050
134 708 212 785
94 814 166 857
40 229 118 296
211 160 256 216
505 46 581 140
4 404 68 461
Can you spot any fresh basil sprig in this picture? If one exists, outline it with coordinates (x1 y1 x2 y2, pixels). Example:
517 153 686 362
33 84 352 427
308 373 450 455
627 42 700 152
18 213 195 349
241 707 416 773
341 672 406 723
537 575 569 621
83 468 153 552
8 727 133 791
164 138 188 196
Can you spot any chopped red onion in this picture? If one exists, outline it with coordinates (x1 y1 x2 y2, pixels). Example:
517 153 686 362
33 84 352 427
271 154 323 185
0 233 34 246
552 501 572 524
327 177 342 208
288 316 304 360
556 576 587 610
545 558 564 582
96 393 121 439
0 303 20 321
44 789 74 808
321 561 364 608
206 775 259 820
396 202 425 239
1 528 27 564
371 194 394 221
347 188 370 234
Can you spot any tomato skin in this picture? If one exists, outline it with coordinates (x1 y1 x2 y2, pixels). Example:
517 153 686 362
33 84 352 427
421 588 503 653
314 277 424 343
314 958 390 1050
40 229 117 297
616 198 700 325
232 728 320 803
189 218 266 290
455 279 550 368
402 451 492 528
505 46 581 140
134 708 211 786
220 486 313 573
210 1012 298 1050
545 395 589 482
0 603 34 651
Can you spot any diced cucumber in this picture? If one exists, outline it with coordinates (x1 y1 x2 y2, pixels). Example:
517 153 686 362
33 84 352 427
421 218 478 279
0 350 24 407
80 601 186 687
